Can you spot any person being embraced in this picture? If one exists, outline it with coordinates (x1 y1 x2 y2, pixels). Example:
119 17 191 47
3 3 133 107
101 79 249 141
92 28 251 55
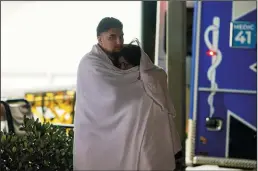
117 43 141 70
119 42 184 170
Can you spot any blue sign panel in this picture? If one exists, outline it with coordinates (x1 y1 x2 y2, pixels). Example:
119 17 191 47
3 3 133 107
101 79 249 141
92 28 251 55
230 21 257 48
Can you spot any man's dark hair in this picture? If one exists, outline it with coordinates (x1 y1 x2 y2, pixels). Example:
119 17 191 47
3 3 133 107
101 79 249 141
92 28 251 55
97 17 123 36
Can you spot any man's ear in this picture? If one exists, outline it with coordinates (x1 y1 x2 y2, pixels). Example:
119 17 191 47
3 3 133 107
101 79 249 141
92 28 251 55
97 36 102 44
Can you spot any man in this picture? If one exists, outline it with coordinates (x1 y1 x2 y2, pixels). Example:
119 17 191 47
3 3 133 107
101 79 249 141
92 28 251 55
74 17 181 171
96 17 124 68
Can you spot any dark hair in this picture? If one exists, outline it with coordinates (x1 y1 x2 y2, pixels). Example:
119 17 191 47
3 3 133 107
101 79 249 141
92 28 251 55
96 17 123 36
120 44 141 66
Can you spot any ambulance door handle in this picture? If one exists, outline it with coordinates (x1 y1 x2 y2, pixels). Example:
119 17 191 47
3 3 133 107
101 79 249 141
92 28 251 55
205 117 223 131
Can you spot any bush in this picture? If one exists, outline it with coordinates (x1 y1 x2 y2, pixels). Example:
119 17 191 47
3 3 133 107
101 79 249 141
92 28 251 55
0 117 73 171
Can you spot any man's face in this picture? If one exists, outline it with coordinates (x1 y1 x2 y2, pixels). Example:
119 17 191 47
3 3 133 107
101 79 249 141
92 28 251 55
98 28 124 54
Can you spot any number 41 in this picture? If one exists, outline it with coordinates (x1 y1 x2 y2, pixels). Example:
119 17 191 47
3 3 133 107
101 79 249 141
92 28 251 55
235 31 251 44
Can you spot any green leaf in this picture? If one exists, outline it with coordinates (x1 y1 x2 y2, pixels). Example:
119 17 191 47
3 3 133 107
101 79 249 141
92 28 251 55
11 136 18 143
18 162 22 169
34 126 37 133
26 119 34 127
28 148 33 153
12 146 17 153
44 160 48 166
24 164 28 170
37 132 41 138
40 142 44 148
6 135 11 141
27 167 33 171
24 141 28 148
1 135 6 143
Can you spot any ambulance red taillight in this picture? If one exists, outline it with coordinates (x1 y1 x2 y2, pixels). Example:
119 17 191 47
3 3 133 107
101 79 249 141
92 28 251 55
206 50 216 57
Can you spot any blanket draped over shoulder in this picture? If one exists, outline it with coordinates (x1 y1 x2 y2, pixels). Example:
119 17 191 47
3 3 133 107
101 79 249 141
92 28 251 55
74 44 181 170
